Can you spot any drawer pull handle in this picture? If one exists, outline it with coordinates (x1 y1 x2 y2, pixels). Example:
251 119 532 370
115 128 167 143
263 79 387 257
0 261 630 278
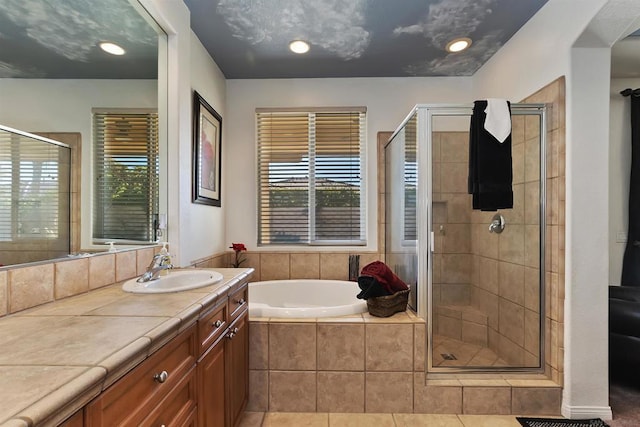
153 370 169 383
227 327 239 339
236 298 246 305
213 319 223 328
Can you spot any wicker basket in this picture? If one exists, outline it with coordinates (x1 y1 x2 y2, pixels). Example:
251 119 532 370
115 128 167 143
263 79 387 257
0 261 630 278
366 289 410 317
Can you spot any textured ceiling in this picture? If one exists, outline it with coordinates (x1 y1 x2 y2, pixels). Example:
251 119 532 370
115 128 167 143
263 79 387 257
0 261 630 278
0 0 158 79
184 0 549 78
1 1 637 80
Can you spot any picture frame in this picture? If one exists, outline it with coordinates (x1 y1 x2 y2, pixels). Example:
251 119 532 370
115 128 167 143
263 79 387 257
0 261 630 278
192 90 222 207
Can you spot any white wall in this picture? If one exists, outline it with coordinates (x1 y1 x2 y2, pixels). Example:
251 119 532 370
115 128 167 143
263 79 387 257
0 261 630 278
185 32 227 263
224 77 473 252
140 0 228 266
609 78 640 286
0 79 157 250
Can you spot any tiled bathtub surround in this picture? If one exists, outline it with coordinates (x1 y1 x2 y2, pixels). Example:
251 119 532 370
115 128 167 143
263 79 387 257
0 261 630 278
196 251 382 282
247 311 561 415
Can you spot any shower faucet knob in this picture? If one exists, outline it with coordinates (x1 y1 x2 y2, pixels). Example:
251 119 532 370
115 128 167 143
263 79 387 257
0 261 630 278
489 214 506 234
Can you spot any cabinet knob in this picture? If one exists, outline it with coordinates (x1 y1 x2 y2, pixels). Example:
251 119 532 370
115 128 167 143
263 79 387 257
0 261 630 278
227 327 239 339
153 370 169 383
213 319 223 328
236 298 246 305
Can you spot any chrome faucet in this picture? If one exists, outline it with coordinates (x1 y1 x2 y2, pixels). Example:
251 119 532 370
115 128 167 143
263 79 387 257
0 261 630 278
137 253 173 283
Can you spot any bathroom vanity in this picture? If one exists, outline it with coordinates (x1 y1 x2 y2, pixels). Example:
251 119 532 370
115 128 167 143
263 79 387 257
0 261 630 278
0 268 252 427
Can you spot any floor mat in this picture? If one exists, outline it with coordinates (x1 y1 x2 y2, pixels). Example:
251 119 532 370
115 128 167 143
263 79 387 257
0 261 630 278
516 418 609 427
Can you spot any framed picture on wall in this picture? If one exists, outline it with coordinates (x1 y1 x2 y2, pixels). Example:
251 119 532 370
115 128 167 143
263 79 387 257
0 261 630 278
192 90 222 207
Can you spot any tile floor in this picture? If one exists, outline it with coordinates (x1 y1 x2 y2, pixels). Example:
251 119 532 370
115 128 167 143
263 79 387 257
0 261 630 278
238 412 536 426
433 334 511 368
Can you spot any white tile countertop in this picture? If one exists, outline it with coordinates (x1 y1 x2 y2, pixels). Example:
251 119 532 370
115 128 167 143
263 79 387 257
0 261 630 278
0 268 253 427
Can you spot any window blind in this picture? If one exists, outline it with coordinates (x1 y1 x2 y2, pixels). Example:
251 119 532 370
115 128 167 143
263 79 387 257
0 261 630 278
0 128 70 242
93 111 159 243
257 108 366 246
404 115 417 241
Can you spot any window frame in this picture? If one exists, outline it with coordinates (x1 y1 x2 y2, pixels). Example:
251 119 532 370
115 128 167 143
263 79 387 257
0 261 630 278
256 107 367 247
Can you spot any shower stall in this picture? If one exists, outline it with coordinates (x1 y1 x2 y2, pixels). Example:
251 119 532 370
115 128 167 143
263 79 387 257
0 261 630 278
385 104 546 371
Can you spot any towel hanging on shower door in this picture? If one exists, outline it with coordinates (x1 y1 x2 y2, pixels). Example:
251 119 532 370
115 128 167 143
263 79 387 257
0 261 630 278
468 99 513 211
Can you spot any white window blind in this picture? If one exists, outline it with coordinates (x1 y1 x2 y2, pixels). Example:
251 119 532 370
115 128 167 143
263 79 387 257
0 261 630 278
93 111 159 243
404 115 417 241
0 128 70 242
257 108 366 246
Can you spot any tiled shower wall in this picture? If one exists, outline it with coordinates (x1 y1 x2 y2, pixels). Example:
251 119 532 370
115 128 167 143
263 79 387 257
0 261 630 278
469 113 542 367
529 78 566 384
471 78 566 382
379 77 565 380
427 123 542 367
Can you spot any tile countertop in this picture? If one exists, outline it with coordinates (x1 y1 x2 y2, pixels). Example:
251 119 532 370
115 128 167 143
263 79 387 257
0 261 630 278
0 267 254 427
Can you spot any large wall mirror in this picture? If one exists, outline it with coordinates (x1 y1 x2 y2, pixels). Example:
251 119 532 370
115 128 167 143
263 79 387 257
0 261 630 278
0 0 168 267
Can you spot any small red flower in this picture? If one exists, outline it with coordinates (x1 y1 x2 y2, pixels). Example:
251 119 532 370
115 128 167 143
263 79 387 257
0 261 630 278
230 243 247 252
229 243 247 267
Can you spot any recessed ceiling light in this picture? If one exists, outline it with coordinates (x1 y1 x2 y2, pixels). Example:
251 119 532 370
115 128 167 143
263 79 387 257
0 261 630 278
99 42 126 56
445 37 472 53
289 40 310 54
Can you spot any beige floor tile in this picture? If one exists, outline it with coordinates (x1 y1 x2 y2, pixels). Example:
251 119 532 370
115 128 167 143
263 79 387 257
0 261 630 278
329 413 396 427
238 411 265 427
394 413 464 426
457 415 522 427
263 412 328 427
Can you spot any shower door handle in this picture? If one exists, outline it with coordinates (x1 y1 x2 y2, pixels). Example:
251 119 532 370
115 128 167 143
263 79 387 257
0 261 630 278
489 214 506 234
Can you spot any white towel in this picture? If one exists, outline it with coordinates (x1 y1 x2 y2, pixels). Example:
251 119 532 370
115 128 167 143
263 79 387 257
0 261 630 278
484 98 511 143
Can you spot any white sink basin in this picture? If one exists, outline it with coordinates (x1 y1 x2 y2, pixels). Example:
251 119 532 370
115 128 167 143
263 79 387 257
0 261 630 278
122 269 224 294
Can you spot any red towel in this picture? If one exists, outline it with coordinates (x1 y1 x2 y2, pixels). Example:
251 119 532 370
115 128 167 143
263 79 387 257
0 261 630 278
360 261 408 294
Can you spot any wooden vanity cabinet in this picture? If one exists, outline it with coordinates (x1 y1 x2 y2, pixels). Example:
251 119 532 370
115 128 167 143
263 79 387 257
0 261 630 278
225 310 248 427
61 280 249 427
85 325 197 427
59 410 83 427
197 330 227 427
197 284 249 427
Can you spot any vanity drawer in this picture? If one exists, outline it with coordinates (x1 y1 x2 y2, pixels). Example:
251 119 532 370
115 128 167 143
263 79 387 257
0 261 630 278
228 284 248 322
140 366 197 427
197 299 228 355
86 325 197 427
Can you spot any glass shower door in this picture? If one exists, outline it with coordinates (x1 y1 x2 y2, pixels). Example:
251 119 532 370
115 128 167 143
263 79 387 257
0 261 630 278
428 107 544 370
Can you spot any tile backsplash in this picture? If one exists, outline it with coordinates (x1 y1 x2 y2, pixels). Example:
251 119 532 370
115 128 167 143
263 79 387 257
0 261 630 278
0 247 381 318
0 246 162 317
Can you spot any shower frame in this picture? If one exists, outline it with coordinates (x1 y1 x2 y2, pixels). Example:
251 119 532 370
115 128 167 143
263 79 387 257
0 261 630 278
387 103 547 373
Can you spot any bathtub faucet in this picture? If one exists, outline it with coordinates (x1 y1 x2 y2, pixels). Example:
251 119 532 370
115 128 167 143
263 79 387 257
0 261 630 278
137 253 173 283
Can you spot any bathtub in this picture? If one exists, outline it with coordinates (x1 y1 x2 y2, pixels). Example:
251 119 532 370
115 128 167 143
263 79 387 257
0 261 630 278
248 279 368 318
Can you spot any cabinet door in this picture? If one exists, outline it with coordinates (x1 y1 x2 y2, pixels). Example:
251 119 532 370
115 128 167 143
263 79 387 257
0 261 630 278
197 334 226 427
59 410 83 427
85 326 197 427
226 311 248 427
140 367 197 427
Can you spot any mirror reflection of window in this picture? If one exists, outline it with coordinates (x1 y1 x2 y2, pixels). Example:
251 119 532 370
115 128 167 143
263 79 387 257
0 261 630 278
0 127 71 264
92 110 159 244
